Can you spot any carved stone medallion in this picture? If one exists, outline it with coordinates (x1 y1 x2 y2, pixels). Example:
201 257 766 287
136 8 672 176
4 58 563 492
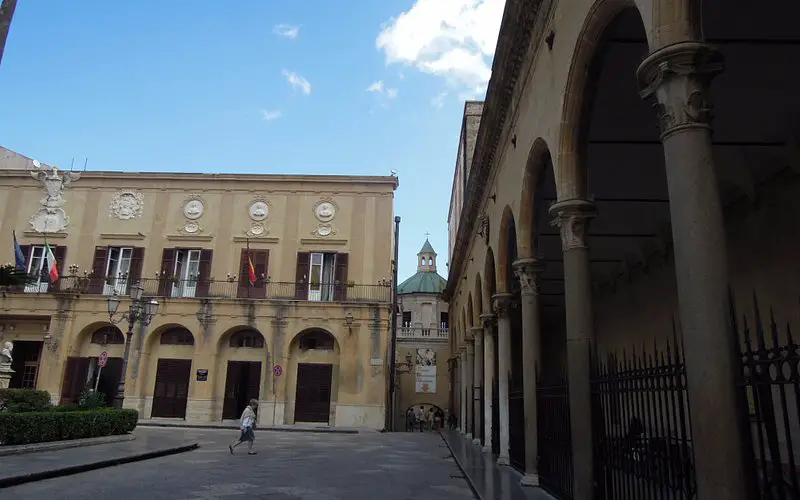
178 221 203 235
182 196 205 220
245 222 270 238
248 199 270 221
311 224 336 238
108 190 144 220
313 197 337 222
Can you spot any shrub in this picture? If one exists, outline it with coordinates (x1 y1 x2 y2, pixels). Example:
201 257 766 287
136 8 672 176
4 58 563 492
78 388 107 409
0 389 51 413
0 408 138 446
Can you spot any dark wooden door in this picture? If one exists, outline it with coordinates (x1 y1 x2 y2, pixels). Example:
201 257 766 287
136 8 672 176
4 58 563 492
293 363 333 423
60 356 91 405
95 357 123 406
222 361 262 420
151 358 192 418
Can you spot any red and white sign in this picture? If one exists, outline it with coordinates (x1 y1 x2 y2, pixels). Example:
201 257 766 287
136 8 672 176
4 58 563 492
98 351 108 368
273 365 283 377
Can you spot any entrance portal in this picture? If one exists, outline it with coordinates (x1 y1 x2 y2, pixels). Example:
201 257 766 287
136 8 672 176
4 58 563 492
293 363 333 423
151 358 191 418
222 361 262 420
8 341 43 389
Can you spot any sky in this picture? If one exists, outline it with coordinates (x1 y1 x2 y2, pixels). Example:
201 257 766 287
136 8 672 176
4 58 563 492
0 0 505 281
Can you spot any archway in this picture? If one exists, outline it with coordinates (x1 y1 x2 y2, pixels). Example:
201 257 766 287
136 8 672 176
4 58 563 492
61 323 125 405
473 273 485 445
144 325 196 419
483 247 500 455
286 328 340 425
216 327 267 421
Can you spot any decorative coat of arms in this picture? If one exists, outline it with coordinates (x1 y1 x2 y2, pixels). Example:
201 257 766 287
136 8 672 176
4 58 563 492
313 197 337 222
182 195 205 220
29 163 80 233
108 190 144 220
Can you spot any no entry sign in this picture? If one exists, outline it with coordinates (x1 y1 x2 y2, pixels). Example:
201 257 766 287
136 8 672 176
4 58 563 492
273 365 283 377
99 351 109 368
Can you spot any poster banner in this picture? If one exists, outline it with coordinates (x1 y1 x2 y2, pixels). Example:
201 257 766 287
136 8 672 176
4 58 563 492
415 348 437 393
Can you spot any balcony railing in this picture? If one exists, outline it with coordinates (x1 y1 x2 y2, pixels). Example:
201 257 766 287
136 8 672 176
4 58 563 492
398 326 449 339
10 275 392 303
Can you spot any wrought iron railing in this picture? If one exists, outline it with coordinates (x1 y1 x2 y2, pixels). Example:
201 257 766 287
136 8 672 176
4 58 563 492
591 324 697 500
10 275 392 303
397 327 449 339
537 370 574 500
730 290 800 500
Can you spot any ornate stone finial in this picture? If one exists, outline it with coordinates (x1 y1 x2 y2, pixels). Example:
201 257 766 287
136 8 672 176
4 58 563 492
0 341 13 365
29 165 80 233
636 41 724 138
492 293 514 319
512 257 545 296
479 312 496 329
549 199 597 252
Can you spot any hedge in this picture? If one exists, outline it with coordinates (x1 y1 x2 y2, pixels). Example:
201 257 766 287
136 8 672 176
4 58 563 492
0 408 138 445
0 388 51 413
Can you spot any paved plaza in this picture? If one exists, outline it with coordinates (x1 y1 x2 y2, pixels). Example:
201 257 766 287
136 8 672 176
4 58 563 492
2 427 477 500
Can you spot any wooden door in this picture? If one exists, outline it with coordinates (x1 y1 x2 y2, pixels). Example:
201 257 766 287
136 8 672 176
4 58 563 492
60 356 91 405
151 358 192 418
293 363 333 423
222 361 262 420
96 357 123 406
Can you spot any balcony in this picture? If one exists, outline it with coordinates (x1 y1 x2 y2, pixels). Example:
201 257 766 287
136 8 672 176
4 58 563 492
9 275 392 303
398 326 449 340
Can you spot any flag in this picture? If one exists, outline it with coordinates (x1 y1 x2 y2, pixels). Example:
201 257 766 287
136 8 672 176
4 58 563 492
44 242 59 282
248 255 257 285
12 231 25 270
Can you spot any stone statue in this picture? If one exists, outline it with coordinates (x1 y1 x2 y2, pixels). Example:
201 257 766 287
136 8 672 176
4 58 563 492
0 341 12 365
29 164 80 233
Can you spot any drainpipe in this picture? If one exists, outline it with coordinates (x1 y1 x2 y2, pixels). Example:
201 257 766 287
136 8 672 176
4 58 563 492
386 215 401 431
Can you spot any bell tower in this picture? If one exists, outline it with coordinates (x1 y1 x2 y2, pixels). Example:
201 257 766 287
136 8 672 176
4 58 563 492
417 235 437 273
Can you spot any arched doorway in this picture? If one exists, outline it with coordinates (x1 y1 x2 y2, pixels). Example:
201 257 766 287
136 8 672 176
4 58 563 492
217 328 266 421
484 248 499 456
61 324 125 405
149 326 195 419
287 329 339 424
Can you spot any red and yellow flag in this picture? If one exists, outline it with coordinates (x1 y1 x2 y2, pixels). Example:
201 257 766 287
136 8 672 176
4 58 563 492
248 255 257 285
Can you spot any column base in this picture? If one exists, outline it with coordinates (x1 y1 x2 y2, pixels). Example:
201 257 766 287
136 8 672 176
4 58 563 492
520 473 540 487
497 455 510 466
465 433 473 440
472 438 481 446
481 445 492 453
459 428 466 435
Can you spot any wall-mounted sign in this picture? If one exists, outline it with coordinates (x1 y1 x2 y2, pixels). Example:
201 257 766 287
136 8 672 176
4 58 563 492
196 369 208 382
273 365 283 377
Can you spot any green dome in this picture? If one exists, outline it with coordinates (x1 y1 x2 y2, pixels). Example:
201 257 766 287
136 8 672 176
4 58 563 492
397 271 447 295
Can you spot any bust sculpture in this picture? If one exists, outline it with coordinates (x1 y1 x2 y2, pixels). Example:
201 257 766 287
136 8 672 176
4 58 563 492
0 341 12 365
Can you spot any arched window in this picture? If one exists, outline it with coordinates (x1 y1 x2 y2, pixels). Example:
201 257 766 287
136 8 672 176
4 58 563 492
297 330 335 351
90 326 125 345
230 329 265 348
160 327 195 346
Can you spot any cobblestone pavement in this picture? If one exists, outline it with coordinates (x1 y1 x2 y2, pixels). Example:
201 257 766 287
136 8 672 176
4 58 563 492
3 428 477 500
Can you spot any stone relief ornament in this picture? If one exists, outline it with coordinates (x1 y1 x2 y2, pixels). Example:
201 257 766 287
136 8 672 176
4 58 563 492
313 197 337 223
245 222 270 238
108 190 144 220
29 164 80 233
248 198 270 222
178 220 203 235
182 196 205 220
310 224 336 238
0 341 12 365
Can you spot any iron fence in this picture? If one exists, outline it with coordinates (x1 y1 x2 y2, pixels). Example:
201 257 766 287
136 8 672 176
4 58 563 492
591 324 697 500
12 275 392 303
730 291 800 500
537 370 573 500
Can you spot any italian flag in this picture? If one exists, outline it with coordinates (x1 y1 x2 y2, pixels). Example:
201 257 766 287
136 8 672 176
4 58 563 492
44 242 59 282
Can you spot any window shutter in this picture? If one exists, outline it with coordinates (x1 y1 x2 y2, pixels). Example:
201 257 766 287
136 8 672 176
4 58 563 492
252 250 269 298
333 253 349 301
53 245 68 292
157 248 176 296
237 249 251 298
129 247 145 294
295 252 310 300
89 246 108 294
196 249 213 298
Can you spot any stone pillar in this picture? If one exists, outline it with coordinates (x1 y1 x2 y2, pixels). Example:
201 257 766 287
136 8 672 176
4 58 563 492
480 313 496 453
0 363 12 389
513 257 545 487
471 326 484 446
459 345 467 434
492 292 513 466
465 336 474 440
550 198 597 499
637 41 746 499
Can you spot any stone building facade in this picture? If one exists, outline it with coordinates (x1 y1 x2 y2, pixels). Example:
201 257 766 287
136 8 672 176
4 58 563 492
445 1 799 499
0 152 397 429
393 239 449 430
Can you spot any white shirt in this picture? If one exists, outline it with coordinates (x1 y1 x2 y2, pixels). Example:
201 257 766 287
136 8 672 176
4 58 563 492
240 406 255 429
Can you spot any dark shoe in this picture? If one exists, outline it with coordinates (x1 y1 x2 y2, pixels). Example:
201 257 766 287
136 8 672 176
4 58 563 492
229 445 234 455
248 451 258 455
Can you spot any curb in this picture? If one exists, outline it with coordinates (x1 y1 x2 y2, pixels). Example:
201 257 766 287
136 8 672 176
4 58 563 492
137 422 359 434
439 432 483 500
0 442 199 489
0 434 136 457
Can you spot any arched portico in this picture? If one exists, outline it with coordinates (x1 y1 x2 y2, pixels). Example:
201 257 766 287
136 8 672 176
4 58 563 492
215 326 268 421
60 323 126 406
139 324 196 420
284 328 340 425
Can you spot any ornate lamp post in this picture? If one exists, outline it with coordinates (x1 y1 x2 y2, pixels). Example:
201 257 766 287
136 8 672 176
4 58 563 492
107 282 159 409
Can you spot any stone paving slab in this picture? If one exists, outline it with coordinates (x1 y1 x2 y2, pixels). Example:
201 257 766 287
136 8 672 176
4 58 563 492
441 430 558 500
0 433 135 457
0 428 198 489
138 419 362 433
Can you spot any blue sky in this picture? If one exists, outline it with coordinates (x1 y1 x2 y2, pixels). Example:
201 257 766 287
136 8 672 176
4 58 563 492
0 0 504 281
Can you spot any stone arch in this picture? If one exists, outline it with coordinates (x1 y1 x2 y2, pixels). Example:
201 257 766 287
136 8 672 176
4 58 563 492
557 0 651 201
519 138 556 258
69 321 123 357
285 327 341 425
473 273 483 323
484 247 497 311
215 326 269 421
143 323 198 352
497 205 518 293
138 323 198 419
467 293 474 328
461 308 467 344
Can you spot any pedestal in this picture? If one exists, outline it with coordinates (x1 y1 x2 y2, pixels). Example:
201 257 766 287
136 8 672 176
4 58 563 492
0 364 14 389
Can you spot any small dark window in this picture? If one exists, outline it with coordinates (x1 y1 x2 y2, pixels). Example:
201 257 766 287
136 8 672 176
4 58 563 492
298 330 334 351
160 327 195 346
90 326 125 345
230 329 265 348
440 312 449 328
402 311 412 327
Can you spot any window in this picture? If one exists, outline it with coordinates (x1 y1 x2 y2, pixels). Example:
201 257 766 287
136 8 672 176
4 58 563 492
237 249 269 299
160 327 195 346
158 248 213 298
295 252 349 302
172 249 201 297
298 330 335 351
229 330 265 348
90 246 144 296
25 246 48 293
90 327 125 345
402 311 412 327
440 312 449 329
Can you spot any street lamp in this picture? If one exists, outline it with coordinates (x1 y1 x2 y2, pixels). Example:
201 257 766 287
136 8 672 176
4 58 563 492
107 282 159 409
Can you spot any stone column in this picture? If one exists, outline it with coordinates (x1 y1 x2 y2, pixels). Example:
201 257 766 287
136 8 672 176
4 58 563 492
459 345 467 434
637 41 746 499
465 336 474 440
480 313 496 453
549 199 597 499
471 326 484 446
513 257 545 487
492 292 513 466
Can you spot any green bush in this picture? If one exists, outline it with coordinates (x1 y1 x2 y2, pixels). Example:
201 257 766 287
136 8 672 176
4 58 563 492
0 389 51 413
0 408 138 446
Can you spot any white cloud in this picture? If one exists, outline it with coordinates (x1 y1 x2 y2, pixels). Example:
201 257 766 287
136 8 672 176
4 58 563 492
366 80 385 93
376 0 504 97
366 80 398 99
273 24 300 39
386 88 398 99
261 109 282 121
281 69 312 95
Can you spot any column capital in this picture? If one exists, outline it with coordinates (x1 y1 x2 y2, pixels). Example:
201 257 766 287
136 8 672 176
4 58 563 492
470 326 484 339
512 257 545 296
636 41 724 139
479 312 496 329
458 345 467 354
491 293 514 319
549 199 597 252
